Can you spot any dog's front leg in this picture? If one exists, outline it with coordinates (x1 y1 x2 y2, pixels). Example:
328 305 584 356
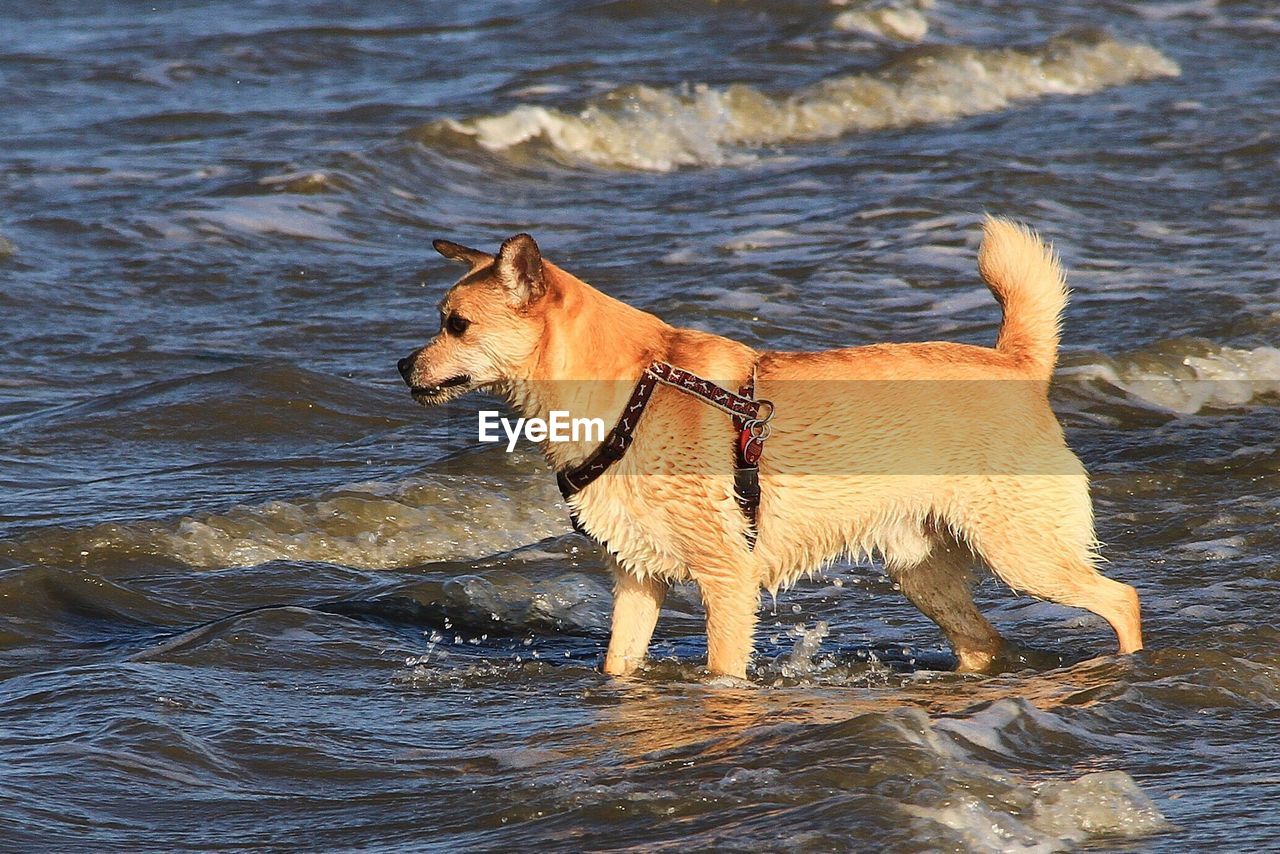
699 574 759 680
602 563 666 676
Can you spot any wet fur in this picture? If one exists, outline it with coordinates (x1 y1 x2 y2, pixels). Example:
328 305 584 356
401 220 1143 678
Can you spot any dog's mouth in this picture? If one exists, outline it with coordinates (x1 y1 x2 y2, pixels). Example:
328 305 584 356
410 374 472 403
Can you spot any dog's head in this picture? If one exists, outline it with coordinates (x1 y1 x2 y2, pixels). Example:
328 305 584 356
397 233 549 405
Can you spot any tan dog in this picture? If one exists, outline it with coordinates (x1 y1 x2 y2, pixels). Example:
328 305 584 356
398 218 1142 678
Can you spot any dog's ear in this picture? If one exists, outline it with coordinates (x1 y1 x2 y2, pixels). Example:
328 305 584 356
432 239 493 272
496 233 545 303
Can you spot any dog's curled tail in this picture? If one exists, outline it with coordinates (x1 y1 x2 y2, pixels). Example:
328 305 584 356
978 216 1068 380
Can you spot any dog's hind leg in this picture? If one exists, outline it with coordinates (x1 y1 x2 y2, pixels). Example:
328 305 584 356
965 504 1143 655
603 563 667 677
888 533 1006 672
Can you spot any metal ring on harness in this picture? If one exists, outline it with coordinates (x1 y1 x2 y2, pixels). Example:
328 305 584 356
739 398 775 459
745 399 775 439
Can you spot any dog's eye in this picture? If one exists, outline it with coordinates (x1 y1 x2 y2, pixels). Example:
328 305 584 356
444 313 471 336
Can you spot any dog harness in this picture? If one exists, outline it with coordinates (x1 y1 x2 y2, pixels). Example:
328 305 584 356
555 361 774 550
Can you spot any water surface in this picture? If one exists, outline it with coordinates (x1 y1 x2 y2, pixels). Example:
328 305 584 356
2 1 1278 849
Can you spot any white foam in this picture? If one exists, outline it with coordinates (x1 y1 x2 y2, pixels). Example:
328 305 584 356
909 773 1172 852
1031 771 1173 842
427 34 1178 171
834 4 930 42
901 702 1171 850
1063 343 1280 414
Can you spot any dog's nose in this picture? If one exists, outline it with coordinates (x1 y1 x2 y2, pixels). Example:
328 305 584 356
397 355 413 381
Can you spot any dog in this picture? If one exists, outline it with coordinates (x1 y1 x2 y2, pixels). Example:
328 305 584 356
398 218 1143 678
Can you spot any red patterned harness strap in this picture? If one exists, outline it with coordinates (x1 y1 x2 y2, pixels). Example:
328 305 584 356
555 360 773 550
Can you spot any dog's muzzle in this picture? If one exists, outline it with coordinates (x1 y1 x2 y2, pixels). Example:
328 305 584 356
398 351 470 401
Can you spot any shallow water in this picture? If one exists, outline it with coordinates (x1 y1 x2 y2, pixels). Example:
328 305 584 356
1 0 1278 850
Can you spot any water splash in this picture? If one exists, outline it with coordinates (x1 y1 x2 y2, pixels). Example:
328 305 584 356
780 620 831 679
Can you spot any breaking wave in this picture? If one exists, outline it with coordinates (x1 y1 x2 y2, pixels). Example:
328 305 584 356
1062 341 1280 414
416 32 1179 171
0 457 568 571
